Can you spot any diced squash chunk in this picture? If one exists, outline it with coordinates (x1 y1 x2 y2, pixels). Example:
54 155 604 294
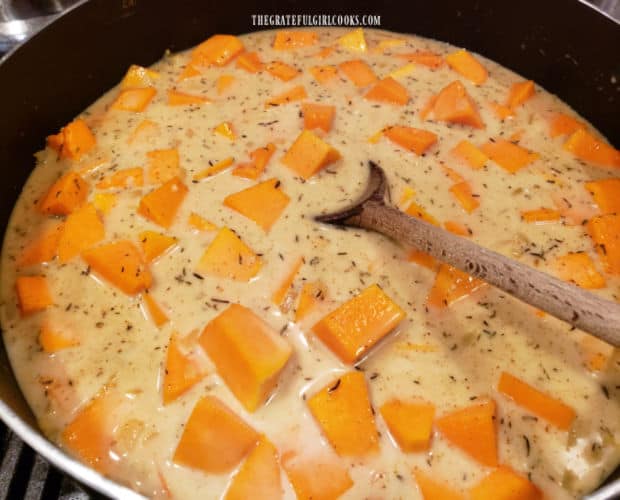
111 87 157 112
281 448 353 500
225 437 283 500
444 221 471 236
338 28 367 52
549 113 586 138
58 204 105 263
17 222 64 267
380 399 435 452
196 227 262 281
436 399 498 467
427 264 486 308
273 31 318 50
563 129 620 168
138 177 188 228
233 143 277 180
490 101 514 120
142 291 169 327
16 276 52 315
193 156 235 181
313 46 335 58
445 49 488 85
506 80 535 109
295 281 326 322
138 231 177 263
266 60 299 81
580 333 614 372
173 395 259 473
265 85 308 107
389 63 416 80
397 50 444 68
39 322 78 353
163 333 206 404
442 166 465 184
553 252 605 289
53 119 97 160
373 38 406 52
451 141 488 170
481 139 539 173
120 64 159 89
365 77 410 105
96 167 144 189
188 212 217 232
236 51 263 73
521 208 561 223
199 304 292 411
147 148 182 184
302 102 335 132
414 470 465 500
307 371 379 456
191 34 244 66
470 466 542 500
272 257 303 306
127 119 159 145
214 121 236 140
167 89 210 106
310 65 339 84
406 201 439 226
224 178 290 231
338 59 377 87
82 240 152 295
177 63 201 82
430 81 484 128
384 126 437 156
217 74 235 94
312 284 405 364
282 130 341 179
497 372 576 430
585 178 620 215
587 214 620 274
38 172 89 215
449 181 479 213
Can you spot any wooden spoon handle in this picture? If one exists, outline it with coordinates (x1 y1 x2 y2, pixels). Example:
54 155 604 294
359 201 620 347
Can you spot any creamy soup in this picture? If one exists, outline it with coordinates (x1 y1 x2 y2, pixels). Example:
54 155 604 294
1 27 619 500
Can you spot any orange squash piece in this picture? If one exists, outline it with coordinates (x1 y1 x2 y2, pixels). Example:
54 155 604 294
307 371 379 456
17 222 64 267
236 51 263 73
96 167 144 189
281 130 341 179
449 181 480 213
57 203 105 263
585 178 620 215
265 85 308 107
302 102 336 132
38 171 89 215
365 77 410 105
413 470 466 500
521 208 562 223
490 101 514 120
442 166 465 184
481 139 539 173
224 437 283 500
407 250 437 269
338 28 367 52
506 80 535 109
553 252 605 289
451 140 488 170
588 214 620 274
138 231 177 263
427 264 486 308
39 322 78 353
406 201 440 226
431 81 484 128
146 149 181 184
173 395 259 473
338 59 377 87
313 46 335 59
58 119 97 160
397 50 444 68
167 89 210 106
127 119 159 145
312 284 405 364
196 227 262 281
142 291 169 327
193 156 235 181
163 332 206 404
295 281 326 322
272 256 303 306
120 64 159 89
563 128 620 168
273 31 318 50
445 49 488 85
138 177 188 228
549 113 586 138
384 126 437 156
177 62 201 82
82 240 152 295
233 143 276 180
498 372 576 430
266 60 299 81
188 212 217 232
16 275 52 316
224 178 290 232
111 87 157 112
216 74 235 94
191 34 244 66
444 221 471 236
436 399 498 467
199 304 292 411
309 65 339 84
470 466 542 500
214 121 236 141
281 448 353 500
380 399 435 452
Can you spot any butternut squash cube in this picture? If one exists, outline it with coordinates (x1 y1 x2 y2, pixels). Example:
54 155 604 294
364 77 410 105
163 332 206 404
548 113 586 138
310 65 339 84
120 64 160 89
273 31 318 50
196 227 262 281
236 51 263 73
295 281 326 322
587 213 620 275
338 28 367 53
96 167 144 189
302 102 335 133
224 437 283 500
199 304 292 412
17 222 64 267
506 80 535 109
167 89 211 106
470 466 542 500
266 60 300 81
431 81 484 128
563 128 620 168
585 178 620 215
111 87 157 112
445 49 488 85
173 395 259 473
282 130 341 179
138 230 177 263
426 264 486 308
451 140 488 169
193 156 235 181
553 252 605 289
414 470 466 500
312 284 405 363
265 85 308 107
217 74 235 94
272 256 304 306
481 139 539 173
224 178 290 231
521 208 561 223
384 126 437 156
338 59 377 87
16 275 53 316
138 177 188 228
307 371 379 456
213 121 236 141
191 34 244 66
397 50 444 69
39 322 78 353
147 149 181 184
142 291 169 328
380 399 435 452
82 240 152 295
57 203 105 263
38 172 89 215
449 181 480 213
60 119 97 160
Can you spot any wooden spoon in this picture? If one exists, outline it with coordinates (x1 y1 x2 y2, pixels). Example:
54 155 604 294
316 162 620 347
